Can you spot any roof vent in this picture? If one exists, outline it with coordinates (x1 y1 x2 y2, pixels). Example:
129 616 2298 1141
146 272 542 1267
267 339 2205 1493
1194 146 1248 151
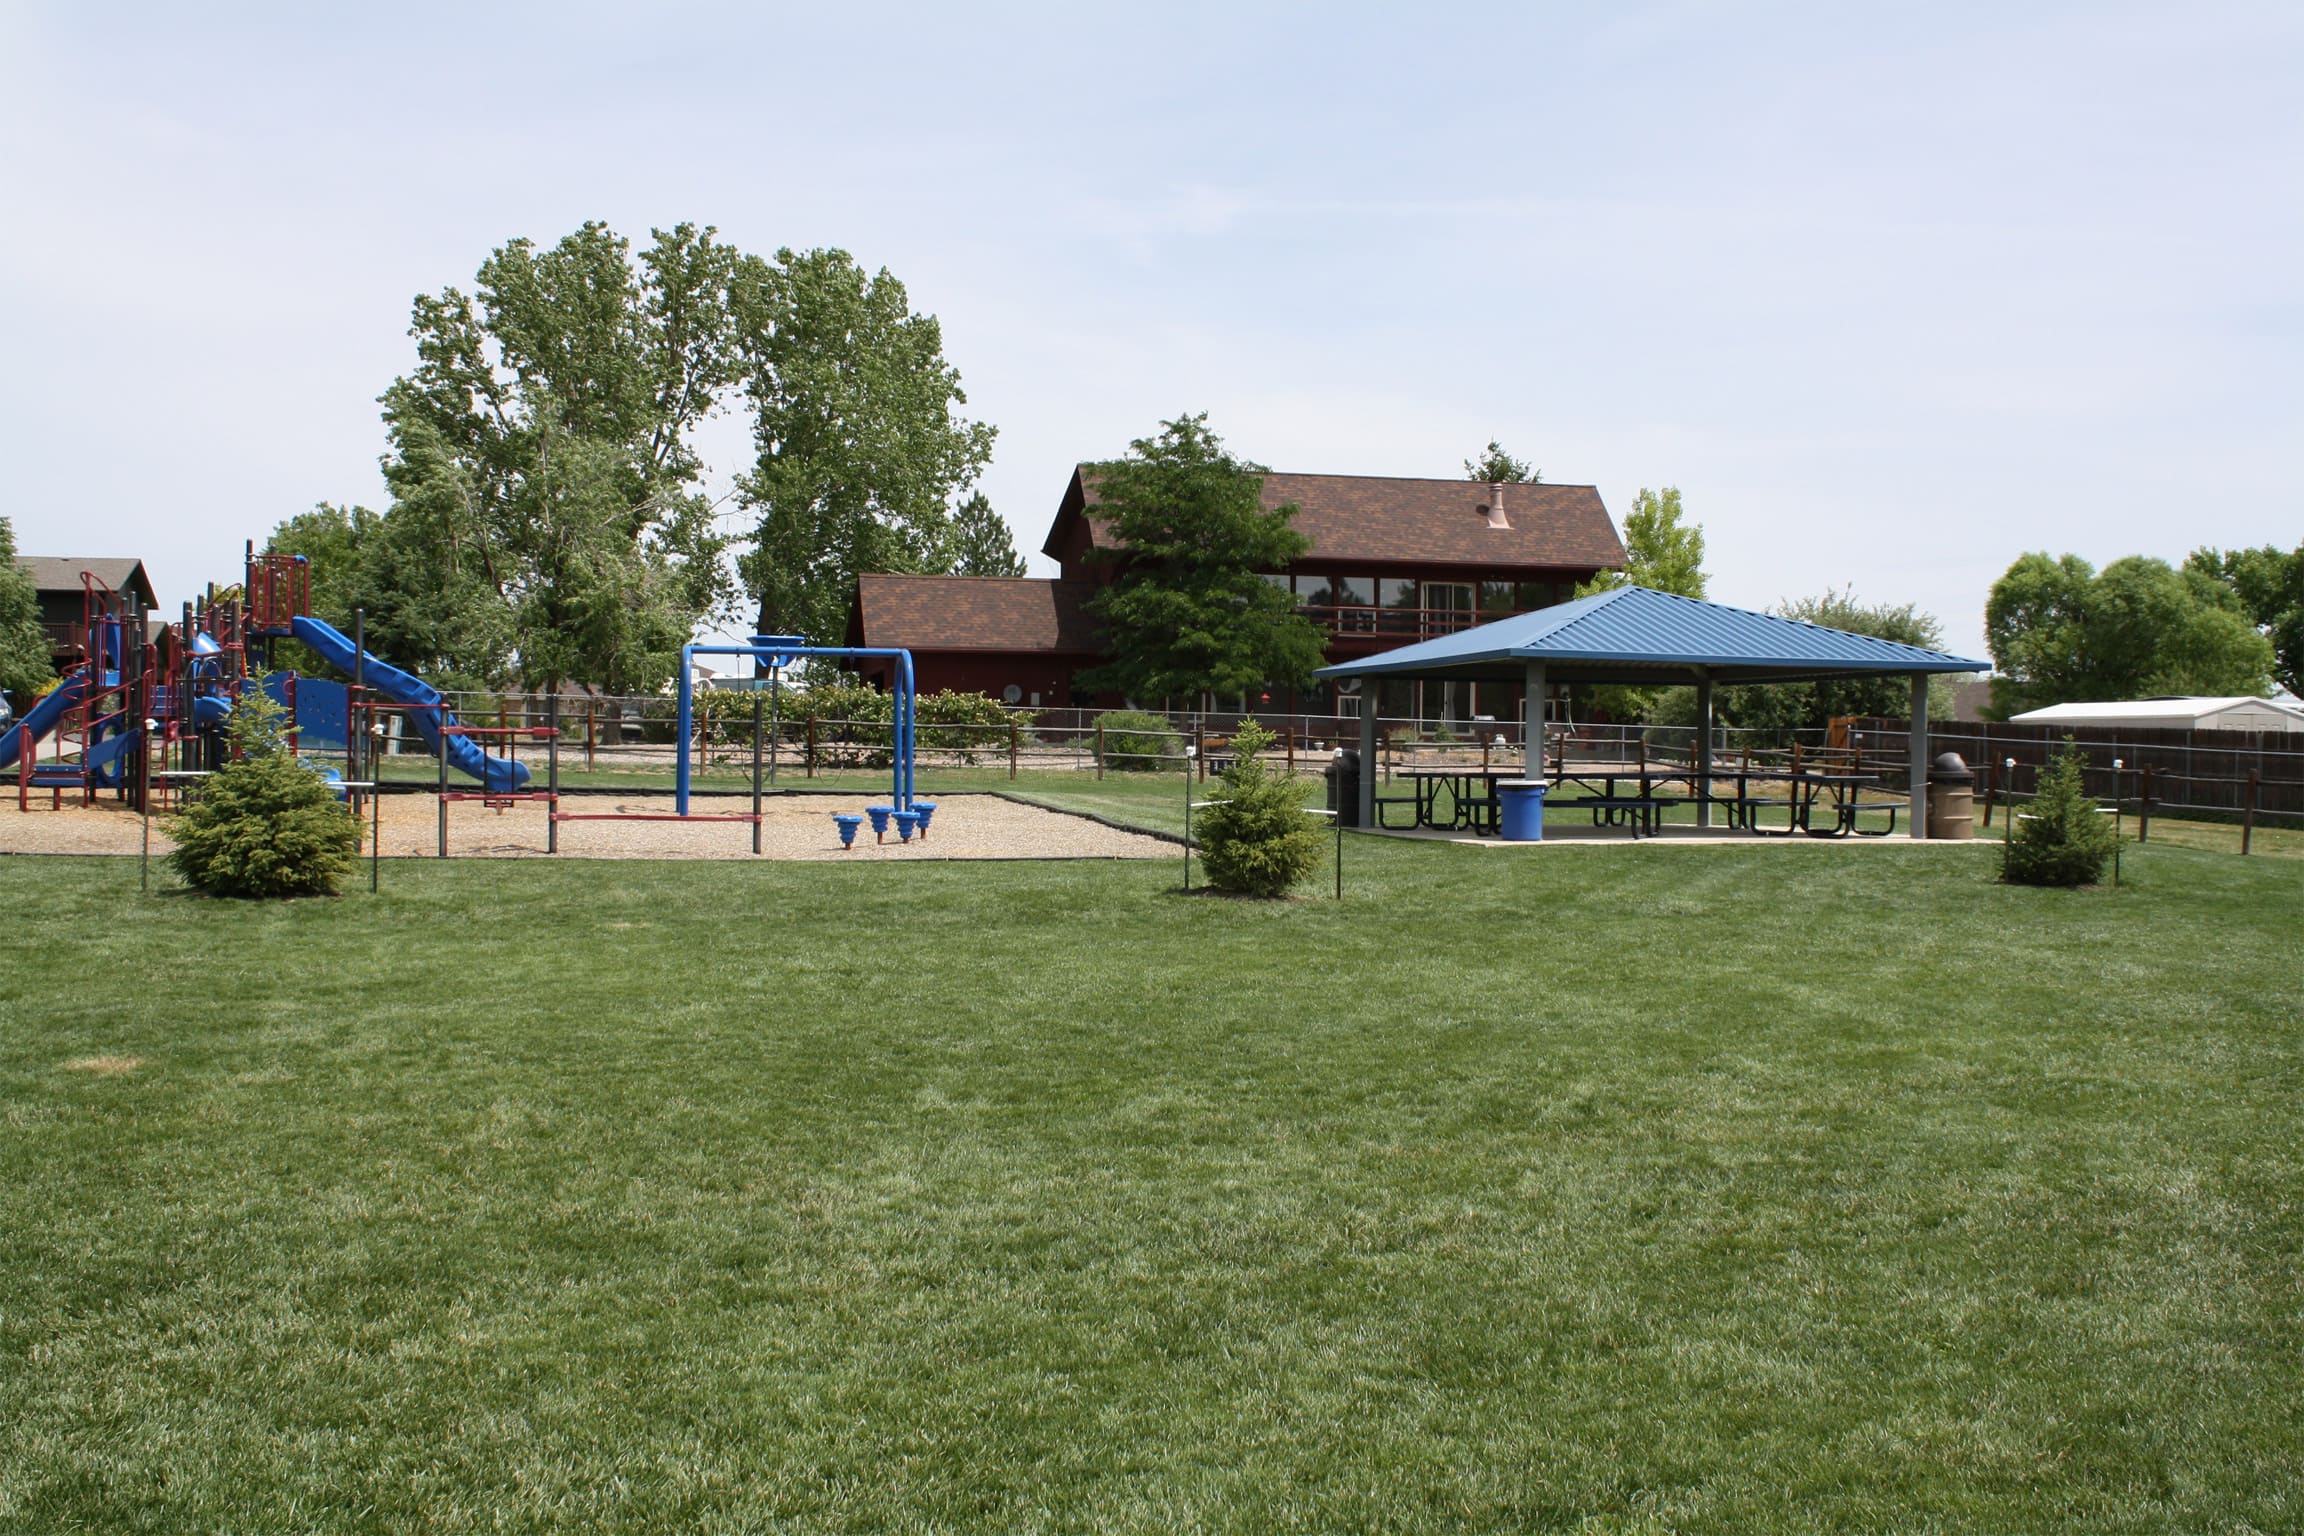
1482 482 1510 530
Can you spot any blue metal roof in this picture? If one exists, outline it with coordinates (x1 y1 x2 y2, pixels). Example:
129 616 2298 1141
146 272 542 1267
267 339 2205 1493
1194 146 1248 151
1314 585 1989 684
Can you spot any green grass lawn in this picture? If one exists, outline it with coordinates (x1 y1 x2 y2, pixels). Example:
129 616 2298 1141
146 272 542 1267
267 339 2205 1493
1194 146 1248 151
3 829 2300 1532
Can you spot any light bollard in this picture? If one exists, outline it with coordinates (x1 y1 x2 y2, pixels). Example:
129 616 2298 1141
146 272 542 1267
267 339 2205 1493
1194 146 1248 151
2002 758 2017 853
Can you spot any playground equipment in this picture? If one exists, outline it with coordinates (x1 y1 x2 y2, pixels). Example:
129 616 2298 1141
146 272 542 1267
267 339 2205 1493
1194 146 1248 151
4 551 928 861
4 565 192 809
2 547 532 822
673 637 916 816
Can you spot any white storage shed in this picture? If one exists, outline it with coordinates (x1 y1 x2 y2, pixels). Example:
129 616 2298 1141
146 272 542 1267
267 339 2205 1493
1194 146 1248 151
2010 696 2304 733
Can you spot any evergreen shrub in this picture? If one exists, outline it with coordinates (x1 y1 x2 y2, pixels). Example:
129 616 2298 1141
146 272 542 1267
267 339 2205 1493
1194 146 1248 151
1094 710 1180 771
2002 740 2118 887
168 680 361 898
1196 720 1324 897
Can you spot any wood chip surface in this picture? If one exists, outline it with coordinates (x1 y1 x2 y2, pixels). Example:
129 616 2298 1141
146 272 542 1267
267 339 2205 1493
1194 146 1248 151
0 792 1174 862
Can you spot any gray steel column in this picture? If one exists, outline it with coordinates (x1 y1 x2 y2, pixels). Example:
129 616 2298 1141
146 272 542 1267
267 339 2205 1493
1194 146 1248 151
1695 671 1715 828
1524 660 1547 776
1908 673 1930 840
1357 687 1377 828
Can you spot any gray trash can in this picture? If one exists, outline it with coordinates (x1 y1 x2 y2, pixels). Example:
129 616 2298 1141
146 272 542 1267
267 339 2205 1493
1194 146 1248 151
1325 749 1362 829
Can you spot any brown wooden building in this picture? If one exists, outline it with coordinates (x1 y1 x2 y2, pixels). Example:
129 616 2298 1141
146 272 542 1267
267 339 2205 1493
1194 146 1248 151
16 555 159 670
848 468 1626 722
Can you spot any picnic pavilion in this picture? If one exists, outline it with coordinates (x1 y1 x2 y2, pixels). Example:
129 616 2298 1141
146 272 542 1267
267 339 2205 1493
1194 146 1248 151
1315 584 1991 839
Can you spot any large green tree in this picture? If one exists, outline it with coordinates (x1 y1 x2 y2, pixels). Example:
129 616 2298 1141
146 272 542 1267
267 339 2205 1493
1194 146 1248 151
0 516 56 702
733 248 996 642
1575 487 1707 719
376 221 740 692
1078 415 1327 705
1985 552 2274 716
2187 542 2304 694
1659 588 1956 733
1581 487 1706 599
1463 441 1540 484
942 491 1026 578
265 497 516 693
284 224 999 686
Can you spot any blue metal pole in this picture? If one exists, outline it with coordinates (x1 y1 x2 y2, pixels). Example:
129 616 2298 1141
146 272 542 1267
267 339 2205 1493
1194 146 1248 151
897 651 914 809
675 643 917 813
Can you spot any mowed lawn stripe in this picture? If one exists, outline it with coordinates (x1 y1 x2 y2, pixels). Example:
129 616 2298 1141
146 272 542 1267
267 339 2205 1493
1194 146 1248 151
0 839 2298 1532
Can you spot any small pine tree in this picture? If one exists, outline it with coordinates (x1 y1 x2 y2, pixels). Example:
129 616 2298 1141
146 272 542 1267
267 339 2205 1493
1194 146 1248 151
2002 739 2118 887
168 678 362 898
1196 720 1324 898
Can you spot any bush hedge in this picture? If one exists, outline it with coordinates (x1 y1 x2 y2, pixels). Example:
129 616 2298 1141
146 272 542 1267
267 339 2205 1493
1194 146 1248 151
1094 710 1182 771
703 682 1023 766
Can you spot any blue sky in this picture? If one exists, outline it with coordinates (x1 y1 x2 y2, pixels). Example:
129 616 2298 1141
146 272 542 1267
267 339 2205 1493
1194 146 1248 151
3 2 2297 658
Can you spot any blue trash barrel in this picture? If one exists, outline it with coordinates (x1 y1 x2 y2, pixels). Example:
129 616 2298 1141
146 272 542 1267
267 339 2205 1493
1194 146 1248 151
1496 779 1547 841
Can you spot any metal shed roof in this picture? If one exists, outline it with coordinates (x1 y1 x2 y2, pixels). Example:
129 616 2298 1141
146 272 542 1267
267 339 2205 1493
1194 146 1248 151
1313 584 1989 686
2011 696 2304 731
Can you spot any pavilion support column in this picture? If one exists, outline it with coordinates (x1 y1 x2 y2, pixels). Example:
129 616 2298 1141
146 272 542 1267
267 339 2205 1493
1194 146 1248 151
1908 674 1930 841
1694 671 1715 829
1357 687 1378 829
1523 660 1547 777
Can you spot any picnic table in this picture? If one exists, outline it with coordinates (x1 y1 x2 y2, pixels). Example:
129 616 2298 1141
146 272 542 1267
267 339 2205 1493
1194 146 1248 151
1385 766 1517 833
1718 768 1899 837
1547 770 1687 839
1377 763 1901 841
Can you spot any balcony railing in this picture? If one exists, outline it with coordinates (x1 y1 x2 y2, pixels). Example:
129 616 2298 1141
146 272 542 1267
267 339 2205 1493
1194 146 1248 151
1298 604 1537 642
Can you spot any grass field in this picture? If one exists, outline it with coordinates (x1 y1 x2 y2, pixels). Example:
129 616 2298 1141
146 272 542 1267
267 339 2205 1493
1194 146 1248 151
3 810 2300 1531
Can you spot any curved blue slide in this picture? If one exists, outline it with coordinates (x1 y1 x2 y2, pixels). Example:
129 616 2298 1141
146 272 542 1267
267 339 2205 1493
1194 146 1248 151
288 616 531 793
0 673 91 772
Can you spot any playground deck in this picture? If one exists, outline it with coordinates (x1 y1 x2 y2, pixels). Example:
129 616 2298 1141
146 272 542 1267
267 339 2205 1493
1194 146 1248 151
0 792 1175 863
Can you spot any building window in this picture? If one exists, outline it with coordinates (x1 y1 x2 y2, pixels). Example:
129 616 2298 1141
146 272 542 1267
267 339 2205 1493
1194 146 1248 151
1308 575 1374 629
1378 578 1418 632
1480 580 1516 617
1257 573 1292 597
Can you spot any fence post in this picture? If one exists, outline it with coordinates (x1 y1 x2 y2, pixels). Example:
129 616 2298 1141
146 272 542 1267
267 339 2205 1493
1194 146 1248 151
1982 757 1996 828
2243 769 2258 855
585 701 596 772
1009 718 1019 780
1284 724 1293 776
437 713 449 859
1095 722 1105 781
2138 764 2153 843
806 716 817 778
1194 721 1205 782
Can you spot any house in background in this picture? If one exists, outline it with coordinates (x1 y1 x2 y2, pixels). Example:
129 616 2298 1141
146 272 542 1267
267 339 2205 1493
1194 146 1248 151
15 556 159 670
848 574 1104 709
848 469 1626 723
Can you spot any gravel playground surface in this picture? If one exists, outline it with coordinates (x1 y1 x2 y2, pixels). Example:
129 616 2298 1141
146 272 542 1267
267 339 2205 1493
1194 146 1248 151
0 792 1175 862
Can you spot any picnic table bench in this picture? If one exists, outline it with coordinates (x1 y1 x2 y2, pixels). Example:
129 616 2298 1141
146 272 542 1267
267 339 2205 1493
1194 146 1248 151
1720 770 1897 837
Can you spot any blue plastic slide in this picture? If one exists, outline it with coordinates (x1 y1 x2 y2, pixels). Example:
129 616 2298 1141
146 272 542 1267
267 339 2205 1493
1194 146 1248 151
287 616 531 793
0 672 90 772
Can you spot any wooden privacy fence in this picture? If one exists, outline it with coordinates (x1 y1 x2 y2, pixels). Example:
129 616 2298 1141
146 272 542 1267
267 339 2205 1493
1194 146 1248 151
1854 717 2304 826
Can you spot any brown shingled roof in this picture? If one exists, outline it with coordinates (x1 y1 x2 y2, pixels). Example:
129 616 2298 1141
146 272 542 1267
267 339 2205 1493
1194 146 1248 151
16 556 158 605
853 574 1101 654
1046 469 1626 570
